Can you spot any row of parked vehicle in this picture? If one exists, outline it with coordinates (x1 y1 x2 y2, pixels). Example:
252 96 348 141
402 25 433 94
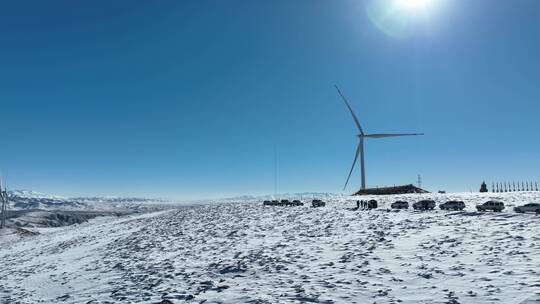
391 200 540 214
391 200 465 210
263 199 326 207
262 198 540 214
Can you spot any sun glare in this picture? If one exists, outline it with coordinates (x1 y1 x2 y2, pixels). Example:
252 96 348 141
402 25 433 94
395 0 432 10
365 0 442 38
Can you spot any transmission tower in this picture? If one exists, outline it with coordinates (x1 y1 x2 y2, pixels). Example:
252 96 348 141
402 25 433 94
0 178 7 229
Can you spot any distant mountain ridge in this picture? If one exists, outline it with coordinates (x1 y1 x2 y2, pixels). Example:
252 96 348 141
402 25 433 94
8 189 66 200
5 189 169 211
222 192 345 201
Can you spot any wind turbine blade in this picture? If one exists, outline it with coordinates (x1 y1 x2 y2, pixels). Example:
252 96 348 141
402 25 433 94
335 85 364 135
344 143 361 191
364 133 424 138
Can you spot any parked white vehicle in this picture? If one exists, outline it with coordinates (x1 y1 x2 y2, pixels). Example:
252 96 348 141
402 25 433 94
391 201 409 209
439 200 465 211
413 200 436 210
292 200 304 206
312 199 326 207
513 203 540 214
476 201 505 212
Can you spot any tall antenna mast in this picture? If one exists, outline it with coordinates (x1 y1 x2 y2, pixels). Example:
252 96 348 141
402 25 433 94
0 178 3 229
417 174 422 189
274 146 278 198
0 177 6 229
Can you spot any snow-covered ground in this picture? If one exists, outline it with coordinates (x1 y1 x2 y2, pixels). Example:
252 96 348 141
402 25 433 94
1 192 539 303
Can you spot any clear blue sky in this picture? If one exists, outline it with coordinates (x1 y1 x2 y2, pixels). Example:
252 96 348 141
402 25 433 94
1 0 539 199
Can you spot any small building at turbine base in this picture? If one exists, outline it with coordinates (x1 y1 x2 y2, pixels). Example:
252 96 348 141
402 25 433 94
353 184 429 196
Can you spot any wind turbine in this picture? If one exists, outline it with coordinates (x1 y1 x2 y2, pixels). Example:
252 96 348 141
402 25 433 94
335 85 424 191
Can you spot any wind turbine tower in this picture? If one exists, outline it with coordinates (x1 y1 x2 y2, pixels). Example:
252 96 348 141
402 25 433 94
335 85 424 191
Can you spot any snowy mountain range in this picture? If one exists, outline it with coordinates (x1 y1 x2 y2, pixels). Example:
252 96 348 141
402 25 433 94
5 189 170 211
222 192 344 202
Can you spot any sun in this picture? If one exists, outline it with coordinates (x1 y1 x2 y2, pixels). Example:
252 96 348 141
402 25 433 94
365 0 441 38
395 0 432 10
